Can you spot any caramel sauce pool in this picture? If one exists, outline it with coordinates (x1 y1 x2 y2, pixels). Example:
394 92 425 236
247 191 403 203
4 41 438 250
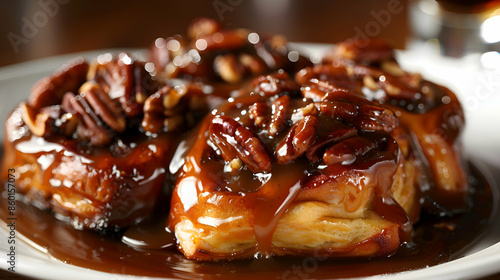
0 163 493 279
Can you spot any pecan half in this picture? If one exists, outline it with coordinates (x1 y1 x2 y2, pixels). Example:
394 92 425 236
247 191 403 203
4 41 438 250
314 98 398 133
210 116 271 173
316 100 358 119
381 60 405 77
356 104 398 133
269 95 289 136
305 127 358 163
323 136 376 165
79 81 126 133
275 115 318 164
89 53 157 117
62 92 111 146
150 35 186 75
248 95 290 136
29 57 89 110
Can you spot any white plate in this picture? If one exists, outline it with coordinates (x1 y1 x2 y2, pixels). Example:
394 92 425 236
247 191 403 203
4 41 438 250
1 46 500 280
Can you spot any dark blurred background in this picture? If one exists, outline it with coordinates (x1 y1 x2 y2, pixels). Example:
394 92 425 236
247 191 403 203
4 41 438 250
0 0 411 67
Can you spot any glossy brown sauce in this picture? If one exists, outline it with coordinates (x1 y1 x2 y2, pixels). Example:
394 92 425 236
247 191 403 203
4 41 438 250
0 162 493 279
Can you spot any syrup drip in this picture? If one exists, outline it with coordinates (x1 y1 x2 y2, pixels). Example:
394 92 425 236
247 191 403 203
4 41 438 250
252 165 304 256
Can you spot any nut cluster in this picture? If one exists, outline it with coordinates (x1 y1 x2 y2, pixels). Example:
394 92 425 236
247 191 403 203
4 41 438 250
150 18 307 84
21 53 162 146
210 116 272 173
208 71 400 173
320 39 437 112
141 82 206 134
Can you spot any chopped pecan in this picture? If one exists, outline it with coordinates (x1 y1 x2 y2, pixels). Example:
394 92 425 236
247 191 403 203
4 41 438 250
300 85 330 102
252 71 299 96
275 115 318 164
269 95 289 136
210 116 271 173
151 37 171 72
141 83 205 134
291 103 318 123
20 102 78 137
134 61 158 104
142 88 167 133
29 57 89 110
57 112 79 136
302 83 351 103
249 102 269 128
62 92 111 146
141 85 188 134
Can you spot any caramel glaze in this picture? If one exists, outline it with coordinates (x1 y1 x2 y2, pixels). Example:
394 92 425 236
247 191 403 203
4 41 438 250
0 163 492 279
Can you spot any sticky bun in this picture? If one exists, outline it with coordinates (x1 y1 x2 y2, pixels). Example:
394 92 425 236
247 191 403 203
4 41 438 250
0 53 181 230
168 71 420 260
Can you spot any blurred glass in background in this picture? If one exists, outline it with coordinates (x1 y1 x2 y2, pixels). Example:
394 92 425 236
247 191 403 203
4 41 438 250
409 0 500 59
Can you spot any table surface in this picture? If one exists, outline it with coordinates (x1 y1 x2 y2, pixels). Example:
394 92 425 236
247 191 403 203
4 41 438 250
0 1 499 279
